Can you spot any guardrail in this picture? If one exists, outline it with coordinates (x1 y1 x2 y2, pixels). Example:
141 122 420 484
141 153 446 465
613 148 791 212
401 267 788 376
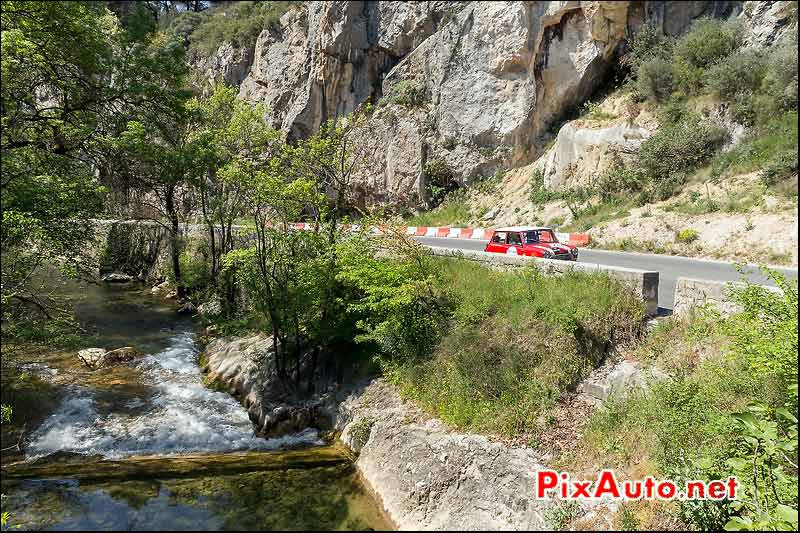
290 222 591 247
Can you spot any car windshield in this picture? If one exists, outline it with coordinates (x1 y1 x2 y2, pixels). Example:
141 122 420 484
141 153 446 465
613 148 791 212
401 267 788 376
524 230 558 244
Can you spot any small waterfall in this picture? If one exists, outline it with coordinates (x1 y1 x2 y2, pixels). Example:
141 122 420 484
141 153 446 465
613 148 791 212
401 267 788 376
27 330 321 459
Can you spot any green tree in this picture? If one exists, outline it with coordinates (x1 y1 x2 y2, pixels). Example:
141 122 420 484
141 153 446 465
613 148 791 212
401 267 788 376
1 1 186 322
223 107 382 394
189 85 280 299
107 110 208 299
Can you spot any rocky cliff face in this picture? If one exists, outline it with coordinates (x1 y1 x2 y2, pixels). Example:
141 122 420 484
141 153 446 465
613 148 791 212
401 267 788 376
196 0 786 205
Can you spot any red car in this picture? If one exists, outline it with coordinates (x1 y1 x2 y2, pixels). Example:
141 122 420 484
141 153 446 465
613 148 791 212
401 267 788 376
484 226 578 261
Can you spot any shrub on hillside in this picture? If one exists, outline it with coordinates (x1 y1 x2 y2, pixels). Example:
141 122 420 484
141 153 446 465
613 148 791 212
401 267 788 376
179 1 298 58
711 111 798 191
674 17 742 70
528 168 561 204
675 228 699 243
759 29 799 117
424 157 457 207
637 113 727 200
626 23 674 68
634 57 677 102
384 80 428 108
706 48 765 97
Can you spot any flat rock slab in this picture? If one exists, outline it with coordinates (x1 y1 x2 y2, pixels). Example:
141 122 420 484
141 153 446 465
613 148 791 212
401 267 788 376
2 445 352 482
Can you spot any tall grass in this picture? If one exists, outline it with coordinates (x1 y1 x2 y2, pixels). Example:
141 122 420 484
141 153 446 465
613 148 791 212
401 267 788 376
397 259 646 436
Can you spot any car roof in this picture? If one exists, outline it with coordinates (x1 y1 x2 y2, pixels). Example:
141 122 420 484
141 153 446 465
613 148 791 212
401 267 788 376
494 226 553 232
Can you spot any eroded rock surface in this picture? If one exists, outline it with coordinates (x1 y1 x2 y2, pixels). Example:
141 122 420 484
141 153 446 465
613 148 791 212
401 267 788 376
334 378 553 530
202 335 333 438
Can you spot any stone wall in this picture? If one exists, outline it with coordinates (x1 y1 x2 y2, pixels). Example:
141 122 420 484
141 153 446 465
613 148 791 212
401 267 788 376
427 246 660 316
673 277 782 316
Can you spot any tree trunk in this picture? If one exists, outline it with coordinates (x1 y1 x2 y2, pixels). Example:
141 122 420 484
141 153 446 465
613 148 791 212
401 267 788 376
165 188 185 299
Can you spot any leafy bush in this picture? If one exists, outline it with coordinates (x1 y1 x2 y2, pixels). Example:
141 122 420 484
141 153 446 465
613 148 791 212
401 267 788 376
596 157 647 202
637 113 727 200
384 80 427 108
760 152 798 193
423 157 457 207
635 57 677 102
337 235 447 365
675 228 699 243
581 101 616 122
626 23 673 68
528 168 561 204
707 48 765 95
760 29 798 114
674 18 742 85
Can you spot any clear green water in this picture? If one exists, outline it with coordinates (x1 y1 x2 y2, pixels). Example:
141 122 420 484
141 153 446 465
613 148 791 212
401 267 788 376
1 281 391 531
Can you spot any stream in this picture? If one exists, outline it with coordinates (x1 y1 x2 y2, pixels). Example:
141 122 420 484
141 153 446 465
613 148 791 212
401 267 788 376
1 282 391 530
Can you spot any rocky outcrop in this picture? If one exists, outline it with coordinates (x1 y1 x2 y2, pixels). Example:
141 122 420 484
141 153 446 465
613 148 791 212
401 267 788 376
195 1 754 206
537 119 652 189
577 359 669 402
195 41 253 89
740 0 796 47
333 378 554 530
202 335 336 438
237 1 451 141
101 272 135 283
353 1 636 201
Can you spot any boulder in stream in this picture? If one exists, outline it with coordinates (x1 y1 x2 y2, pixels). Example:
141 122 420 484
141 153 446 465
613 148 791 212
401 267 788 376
77 346 144 369
177 302 197 315
101 272 134 283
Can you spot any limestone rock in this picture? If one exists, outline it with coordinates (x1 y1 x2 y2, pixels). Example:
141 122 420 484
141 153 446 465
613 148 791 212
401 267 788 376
102 273 133 283
237 1 449 141
740 1 795 48
177 302 197 315
77 346 144 369
150 280 170 295
201 335 333 438
192 0 784 205
334 378 554 530
77 348 108 369
538 121 652 190
578 360 669 402
195 41 253 89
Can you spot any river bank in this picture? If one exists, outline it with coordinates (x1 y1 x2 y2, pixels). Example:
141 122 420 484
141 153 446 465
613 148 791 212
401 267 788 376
202 333 567 530
0 281 391 530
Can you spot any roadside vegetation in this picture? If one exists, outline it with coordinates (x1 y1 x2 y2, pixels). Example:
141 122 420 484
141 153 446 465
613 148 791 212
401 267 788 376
564 271 798 531
394 260 645 437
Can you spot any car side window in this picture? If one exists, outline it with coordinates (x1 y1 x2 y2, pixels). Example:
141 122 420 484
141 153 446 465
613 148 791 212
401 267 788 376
491 232 506 244
508 232 521 246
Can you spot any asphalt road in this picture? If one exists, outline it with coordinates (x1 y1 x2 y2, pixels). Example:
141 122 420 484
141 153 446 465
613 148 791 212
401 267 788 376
414 236 798 312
